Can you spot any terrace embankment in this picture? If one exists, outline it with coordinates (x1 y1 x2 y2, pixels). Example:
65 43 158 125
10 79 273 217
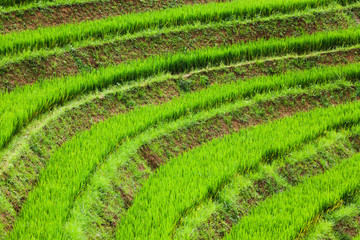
0 5 354 92
0 0 223 34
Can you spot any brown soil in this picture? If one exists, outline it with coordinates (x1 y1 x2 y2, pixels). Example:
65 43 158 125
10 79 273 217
334 217 360 237
254 178 284 197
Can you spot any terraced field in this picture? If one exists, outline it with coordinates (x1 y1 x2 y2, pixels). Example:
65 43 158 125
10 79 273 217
3 0 360 239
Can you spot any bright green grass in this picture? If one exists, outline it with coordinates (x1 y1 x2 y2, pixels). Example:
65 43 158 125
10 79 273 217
225 153 360 239
2 27 360 151
0 0 357 56
8 61 360 239
65 82 351 239
116 98 360 239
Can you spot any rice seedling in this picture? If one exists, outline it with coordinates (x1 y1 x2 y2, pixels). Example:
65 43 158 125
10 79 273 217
2 27 360 151
0 0 357 56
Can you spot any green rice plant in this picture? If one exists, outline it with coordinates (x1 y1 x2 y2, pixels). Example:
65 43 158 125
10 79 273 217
7 62 360 239
305 200 360 239
172 127 359 240
64 82 353 239
2 27 360 151
0 0 357 56
116 100 360 239
224 153 360 239
0 0 97 8
0 1 355 69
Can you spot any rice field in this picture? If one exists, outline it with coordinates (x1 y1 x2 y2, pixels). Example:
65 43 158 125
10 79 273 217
1 0 360 239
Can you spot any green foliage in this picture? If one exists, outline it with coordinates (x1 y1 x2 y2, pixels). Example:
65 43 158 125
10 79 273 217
116 99 360 239
0 0 89 8
8 61 360 238
0 0 357 56
2 27 360 151
3 0 360 239
225 154 360 239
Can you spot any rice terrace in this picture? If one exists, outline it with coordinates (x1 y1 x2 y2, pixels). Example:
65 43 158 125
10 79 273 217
5 0 360 239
